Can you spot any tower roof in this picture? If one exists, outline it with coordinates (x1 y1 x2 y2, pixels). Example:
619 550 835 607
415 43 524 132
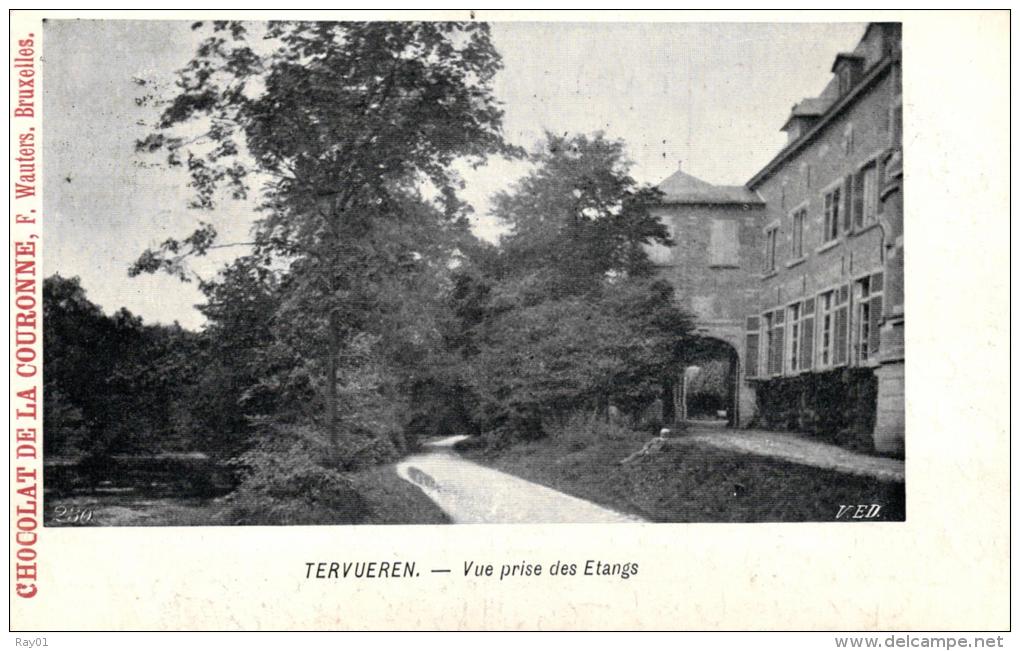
656 169 763 205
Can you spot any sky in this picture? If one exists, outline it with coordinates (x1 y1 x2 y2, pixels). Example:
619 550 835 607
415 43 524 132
43 19 865 329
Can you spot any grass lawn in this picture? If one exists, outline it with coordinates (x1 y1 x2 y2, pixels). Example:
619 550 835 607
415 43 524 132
467 436 904 522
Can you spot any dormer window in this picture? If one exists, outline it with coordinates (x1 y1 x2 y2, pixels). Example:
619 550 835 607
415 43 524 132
832 53 865 95
781 99 828 144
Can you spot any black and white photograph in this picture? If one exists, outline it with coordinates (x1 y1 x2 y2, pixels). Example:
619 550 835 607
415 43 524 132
10 8 1013 636
37 18 907 527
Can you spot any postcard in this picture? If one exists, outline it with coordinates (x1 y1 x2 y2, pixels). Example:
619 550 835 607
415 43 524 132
9 9 1010 632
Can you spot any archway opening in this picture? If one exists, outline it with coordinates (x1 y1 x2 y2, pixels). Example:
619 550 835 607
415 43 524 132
668 337 740 428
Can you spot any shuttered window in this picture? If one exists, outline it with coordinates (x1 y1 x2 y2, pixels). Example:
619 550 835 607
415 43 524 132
862 165 878 225
800 298 815 371
852 171 866 228
834 286 850 366
788 303 801 373
745 333 760 378
855 272 885 363
771 309 785 376
891 100 903 148
791 208 806 258
869 294 883 356
843 174 855 232
773 321 785 376
745 315 761 378
818 291 834 367
764 226 778 272
709 219 740 267
823 187 841 242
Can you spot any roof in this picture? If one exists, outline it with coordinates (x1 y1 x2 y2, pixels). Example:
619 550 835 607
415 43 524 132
790 97 833 117
748 56 894 189
780 97 836 131
656 169 763 205
831 52 865 72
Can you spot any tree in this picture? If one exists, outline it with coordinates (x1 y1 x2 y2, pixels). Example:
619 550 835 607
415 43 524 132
132 21 517 454
495 132 672 296
438 132 694 442
42 275 202 457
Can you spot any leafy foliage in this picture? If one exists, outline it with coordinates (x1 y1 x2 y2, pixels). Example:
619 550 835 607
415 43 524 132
432 133 695 445
43 275 201 457
219 423 367 525
131 20 519 451
496 132 671 296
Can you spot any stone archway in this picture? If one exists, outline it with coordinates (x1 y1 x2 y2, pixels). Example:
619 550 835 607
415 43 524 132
673 336 742 427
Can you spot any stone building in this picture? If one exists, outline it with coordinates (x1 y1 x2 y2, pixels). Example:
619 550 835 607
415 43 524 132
651 23 904 454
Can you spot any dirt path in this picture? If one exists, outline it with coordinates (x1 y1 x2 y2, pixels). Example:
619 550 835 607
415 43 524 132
685 429 904 482
395 436 644 524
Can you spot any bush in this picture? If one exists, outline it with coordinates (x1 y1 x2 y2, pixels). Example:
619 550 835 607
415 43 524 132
752 368 877 452
335 434 399 471
217 424 368 525
452 436 488 453
551 412 642 451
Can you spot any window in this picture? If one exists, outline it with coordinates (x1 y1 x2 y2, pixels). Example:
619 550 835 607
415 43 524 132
862 165 878 225
764 310 785 377
854 272 884 363
709 219 739 267
791 207 806 258
823 187 841 242
853 164 878 228
838 66 853 95
842 175 854 232
800 298 815 371
744 316 760 378
787 299 816 374
891 96 903 147
817 288 848 367
843 123 854 155
818 291 834 367
764 226 778 273
787 303 801 373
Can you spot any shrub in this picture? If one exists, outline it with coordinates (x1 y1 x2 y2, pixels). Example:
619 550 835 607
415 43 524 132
452 436 488 453
336 434 400 471
752 368 877 452
551 412 642 451
217 424 368 525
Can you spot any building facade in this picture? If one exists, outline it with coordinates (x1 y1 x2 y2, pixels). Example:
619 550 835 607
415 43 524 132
652 23 904 454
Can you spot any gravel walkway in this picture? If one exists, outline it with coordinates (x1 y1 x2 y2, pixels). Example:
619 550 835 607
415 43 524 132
395 435 645 524
683 427 904 483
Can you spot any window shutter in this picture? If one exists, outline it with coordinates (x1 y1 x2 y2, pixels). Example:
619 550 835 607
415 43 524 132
871 271 884 292
843 175 854 232
773 324 785 375
745 333 760 378
834 305 849 365
800 315 815 370
877 153 887 214
853 172 865 228
709 219 739 266
869 295 883 356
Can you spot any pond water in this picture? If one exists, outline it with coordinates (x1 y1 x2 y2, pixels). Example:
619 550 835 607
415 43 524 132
44 454 236 527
